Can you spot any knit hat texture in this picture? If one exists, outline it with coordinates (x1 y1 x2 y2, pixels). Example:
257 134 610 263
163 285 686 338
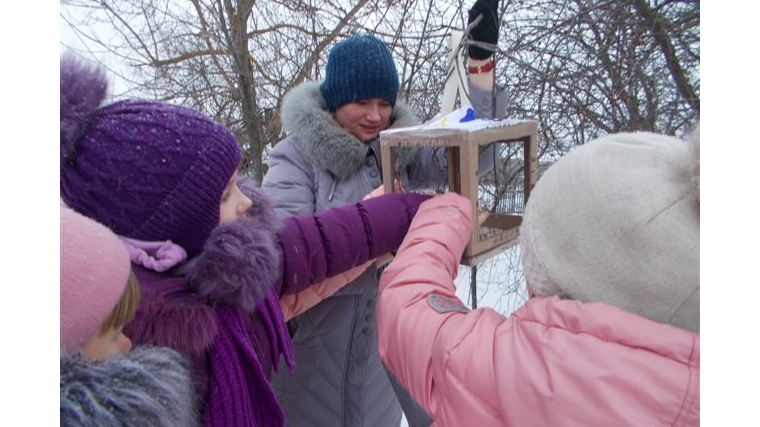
60 207 132 353
519 129 700 333
319 34 399 110
60 54 240 258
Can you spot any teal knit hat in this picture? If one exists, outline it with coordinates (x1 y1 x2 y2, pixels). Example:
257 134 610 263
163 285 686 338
319 34 399 111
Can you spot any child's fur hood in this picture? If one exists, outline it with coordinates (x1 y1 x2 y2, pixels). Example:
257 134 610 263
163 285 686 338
126 177 282 357
280 81 419 180
60 346 198 427
184 177 282 313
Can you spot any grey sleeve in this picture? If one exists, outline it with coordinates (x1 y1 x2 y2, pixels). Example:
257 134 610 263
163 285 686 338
468 79 509 120
470 80 510 177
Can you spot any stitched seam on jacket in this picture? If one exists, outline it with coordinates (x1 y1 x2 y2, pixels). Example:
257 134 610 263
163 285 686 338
441 309 502 421
341 295 360 427
357 202 372 260
313 215 331 281
670 335 699 427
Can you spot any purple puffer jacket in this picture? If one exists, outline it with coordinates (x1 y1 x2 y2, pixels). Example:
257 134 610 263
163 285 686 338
124 180 429 427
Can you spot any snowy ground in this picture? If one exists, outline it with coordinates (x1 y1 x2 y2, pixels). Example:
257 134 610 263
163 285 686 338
454 246 528 314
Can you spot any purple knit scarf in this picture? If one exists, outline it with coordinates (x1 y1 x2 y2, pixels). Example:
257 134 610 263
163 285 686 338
121 230 296 426
258 288 297 374
205 289 294 427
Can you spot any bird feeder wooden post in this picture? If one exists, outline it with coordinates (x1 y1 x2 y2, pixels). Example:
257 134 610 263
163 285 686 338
380 119 538 266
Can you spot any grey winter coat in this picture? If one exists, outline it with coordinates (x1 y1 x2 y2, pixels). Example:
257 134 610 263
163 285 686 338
60 346 198 427
262 81 508 427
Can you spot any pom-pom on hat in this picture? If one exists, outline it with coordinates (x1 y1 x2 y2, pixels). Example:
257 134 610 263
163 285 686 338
519 129 700 333
60 207 132 353
319 34 400 111
60 54 241 257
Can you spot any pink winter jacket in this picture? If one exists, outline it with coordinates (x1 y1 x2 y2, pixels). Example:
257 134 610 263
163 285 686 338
377 193 700 427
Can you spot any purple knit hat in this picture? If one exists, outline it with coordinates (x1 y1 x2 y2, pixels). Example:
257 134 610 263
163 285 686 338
60 54 240 257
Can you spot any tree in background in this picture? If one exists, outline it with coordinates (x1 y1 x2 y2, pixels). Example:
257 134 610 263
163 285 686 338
60 0 699 314
61 0 698 177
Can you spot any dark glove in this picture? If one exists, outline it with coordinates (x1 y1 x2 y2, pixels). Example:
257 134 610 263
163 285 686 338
467 0 499 59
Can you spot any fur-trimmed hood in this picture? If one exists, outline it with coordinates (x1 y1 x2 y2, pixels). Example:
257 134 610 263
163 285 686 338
280 81 419 180
125 177 283 358
123 177 294 426
60 346 198 427
185 177 282 312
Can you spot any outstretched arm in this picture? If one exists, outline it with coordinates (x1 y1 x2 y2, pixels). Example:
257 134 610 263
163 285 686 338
377 193 489 423
276 192 431 296
278 185 398 320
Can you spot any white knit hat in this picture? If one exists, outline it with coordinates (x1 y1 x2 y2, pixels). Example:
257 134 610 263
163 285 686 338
519 129 700 333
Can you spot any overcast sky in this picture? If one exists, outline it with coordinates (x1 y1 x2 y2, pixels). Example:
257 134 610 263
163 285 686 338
60 4 131 96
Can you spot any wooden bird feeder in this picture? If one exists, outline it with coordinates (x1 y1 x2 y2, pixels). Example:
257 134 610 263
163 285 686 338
380 116 538 266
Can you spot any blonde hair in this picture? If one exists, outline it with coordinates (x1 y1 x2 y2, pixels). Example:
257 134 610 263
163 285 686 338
98 270 141 334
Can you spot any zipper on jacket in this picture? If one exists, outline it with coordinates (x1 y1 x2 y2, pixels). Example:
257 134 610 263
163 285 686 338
327 176 338 202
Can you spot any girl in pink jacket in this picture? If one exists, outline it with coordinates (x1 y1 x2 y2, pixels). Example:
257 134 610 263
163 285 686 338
377 128 700 427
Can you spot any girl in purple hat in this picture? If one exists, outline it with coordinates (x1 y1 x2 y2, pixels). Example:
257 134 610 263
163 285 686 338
60 53 430 427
